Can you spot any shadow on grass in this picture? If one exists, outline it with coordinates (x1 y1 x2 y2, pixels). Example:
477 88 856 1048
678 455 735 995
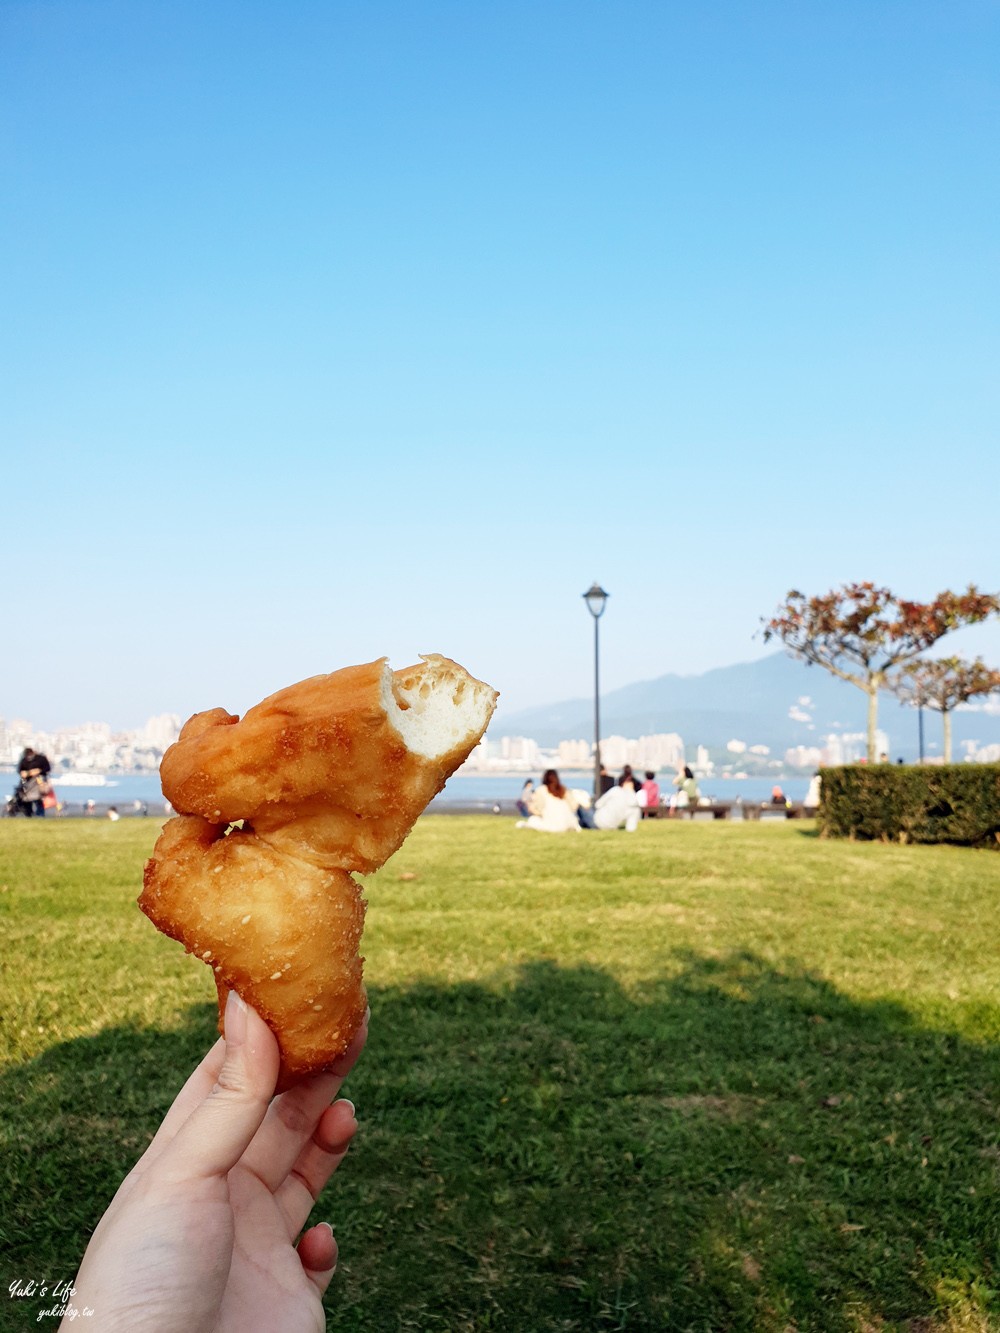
3 955 999 1332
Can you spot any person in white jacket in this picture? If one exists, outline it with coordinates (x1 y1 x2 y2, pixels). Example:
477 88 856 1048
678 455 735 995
593 780 642 832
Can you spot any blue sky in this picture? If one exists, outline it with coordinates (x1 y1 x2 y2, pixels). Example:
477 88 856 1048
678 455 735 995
3 0 998 730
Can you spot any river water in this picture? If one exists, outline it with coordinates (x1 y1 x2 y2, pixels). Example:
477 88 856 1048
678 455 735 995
8 769 810 807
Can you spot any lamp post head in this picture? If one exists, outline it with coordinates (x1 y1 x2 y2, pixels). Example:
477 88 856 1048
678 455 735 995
583 583 609 620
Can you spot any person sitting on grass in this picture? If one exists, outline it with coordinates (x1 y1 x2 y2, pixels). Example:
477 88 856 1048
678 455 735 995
61 995 366 1332
516 768 580 833
592 778 642 831
565 785 597 829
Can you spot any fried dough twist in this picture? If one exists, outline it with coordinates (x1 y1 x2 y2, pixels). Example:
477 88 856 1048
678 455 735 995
140 655 497 1088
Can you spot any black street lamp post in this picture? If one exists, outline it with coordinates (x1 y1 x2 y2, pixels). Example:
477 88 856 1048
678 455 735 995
582 583 609 800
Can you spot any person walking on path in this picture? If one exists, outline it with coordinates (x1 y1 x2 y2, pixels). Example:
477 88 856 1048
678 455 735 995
17 747 52 817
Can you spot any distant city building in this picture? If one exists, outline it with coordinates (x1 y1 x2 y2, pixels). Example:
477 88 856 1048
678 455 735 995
1 706 918 779
600 733 685 771
598 735 630 769
785 745 824 769
456 729 686 775
0 717 34 763
0 712 182 773
822 730 889 766
634 733 685 770
556 739 592 768
463 736 492 768
499 736 541 766
138 713 182 751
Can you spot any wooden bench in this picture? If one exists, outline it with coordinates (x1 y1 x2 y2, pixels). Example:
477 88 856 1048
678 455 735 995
660 802 735 821
741 802 815 821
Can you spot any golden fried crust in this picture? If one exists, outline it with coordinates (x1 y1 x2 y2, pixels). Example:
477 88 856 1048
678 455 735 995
140 655 497 1088
159 658 481 871
141 816 366 1090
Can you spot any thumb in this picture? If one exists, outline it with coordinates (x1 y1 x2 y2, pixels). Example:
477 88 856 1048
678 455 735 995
159 990 280 1181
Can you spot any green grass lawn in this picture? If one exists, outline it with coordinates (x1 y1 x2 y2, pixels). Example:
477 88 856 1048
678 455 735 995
2 816 1000 1332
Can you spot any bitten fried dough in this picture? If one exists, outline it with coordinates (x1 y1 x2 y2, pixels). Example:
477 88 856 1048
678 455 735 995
140 655 497 1088
140 814 367 1078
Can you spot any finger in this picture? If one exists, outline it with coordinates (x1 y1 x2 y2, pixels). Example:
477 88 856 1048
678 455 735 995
140 1038 227 1166
298 1222 338 1297
276 1101 358 1238
242 1011 368 1191
157 991 280 1182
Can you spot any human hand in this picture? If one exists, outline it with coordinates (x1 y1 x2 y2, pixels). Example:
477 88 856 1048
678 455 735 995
64 993 367 1333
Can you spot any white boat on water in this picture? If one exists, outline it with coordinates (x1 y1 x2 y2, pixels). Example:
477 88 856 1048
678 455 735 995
51 773 119 787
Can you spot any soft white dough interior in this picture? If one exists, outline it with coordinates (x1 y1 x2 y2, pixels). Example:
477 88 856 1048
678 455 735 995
383 654 496 758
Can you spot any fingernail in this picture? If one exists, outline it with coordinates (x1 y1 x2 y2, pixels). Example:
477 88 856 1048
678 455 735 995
340 1099 355 1116
225 989 248 1047
319 1220 337 1272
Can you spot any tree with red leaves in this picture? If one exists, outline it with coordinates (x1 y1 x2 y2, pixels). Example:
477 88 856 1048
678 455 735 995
889 656 1000 763
762 583 1000 763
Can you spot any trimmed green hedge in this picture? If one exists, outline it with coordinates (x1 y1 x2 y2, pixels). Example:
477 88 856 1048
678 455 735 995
819 763 1000 846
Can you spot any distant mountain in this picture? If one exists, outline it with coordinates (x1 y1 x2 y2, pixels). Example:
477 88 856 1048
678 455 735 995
493 652 1000 760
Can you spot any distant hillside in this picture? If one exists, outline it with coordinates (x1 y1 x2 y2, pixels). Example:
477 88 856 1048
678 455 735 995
493 652 1000 760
